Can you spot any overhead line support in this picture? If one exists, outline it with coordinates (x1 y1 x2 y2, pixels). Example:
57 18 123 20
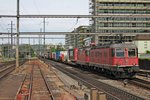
16 0 20 69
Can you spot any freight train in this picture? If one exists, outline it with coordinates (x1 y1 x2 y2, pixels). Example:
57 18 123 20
45 42 139 78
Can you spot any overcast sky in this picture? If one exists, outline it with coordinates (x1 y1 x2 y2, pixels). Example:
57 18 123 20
0 0 89 45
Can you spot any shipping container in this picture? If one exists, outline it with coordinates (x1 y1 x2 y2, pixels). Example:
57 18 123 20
52 52 56 60
56 51 61 61
60 51 68 62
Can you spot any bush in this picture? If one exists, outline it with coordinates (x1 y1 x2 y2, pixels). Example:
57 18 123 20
146 50 150 54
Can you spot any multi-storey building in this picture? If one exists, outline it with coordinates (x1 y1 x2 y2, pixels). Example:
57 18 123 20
90 0 150 44
65 34 76 49
65 26 91 49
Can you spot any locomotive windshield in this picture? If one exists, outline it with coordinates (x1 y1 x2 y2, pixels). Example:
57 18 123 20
116 48 124 57
128 48 136 57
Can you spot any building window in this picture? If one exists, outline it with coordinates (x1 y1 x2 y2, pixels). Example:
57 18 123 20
144 44 147 46
144 47 148 49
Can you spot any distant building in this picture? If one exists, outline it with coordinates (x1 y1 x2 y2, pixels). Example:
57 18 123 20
134 34 150 55
65 34 76 49
90 0 150 44
65 26 91 49
0 44 12 58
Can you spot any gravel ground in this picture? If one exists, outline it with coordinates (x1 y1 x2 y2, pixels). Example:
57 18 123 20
48 60 150 100
31 65 51 100
0 72 25 100
39 60 77 100
98 79 150 100
0 61 34 100
51 66 88 100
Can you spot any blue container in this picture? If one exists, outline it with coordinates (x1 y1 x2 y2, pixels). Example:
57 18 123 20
56 51 60 60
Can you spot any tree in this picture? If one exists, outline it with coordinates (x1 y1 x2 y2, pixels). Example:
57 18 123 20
50 46 56 52
146 50 150 54
56 42 65 51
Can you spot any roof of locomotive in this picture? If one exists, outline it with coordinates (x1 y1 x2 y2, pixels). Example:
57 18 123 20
91 42 137 49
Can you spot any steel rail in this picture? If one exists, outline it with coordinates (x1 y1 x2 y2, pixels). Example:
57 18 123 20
15 74 27 100
0 60 26 80
0 64 15 73
38 64 54 100
27 64 33 100
138 70 150 76
0 61 15 69
129 78 150 90
15 63 33 100
15 74 31 100
0 64 15 79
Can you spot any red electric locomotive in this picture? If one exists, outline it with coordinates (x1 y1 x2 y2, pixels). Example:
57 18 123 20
76 42 139 78
77 48 90 66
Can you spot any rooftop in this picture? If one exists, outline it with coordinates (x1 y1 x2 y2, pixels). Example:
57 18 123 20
134 34 150 40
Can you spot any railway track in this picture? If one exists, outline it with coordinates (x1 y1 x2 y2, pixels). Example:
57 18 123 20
129 78 150 90
44 59 147 100
16 64 33 100
0 61 15 69
38 63 54 100
16 61 54 100
0 60 27 80
137 70 150 77
0 64 15 79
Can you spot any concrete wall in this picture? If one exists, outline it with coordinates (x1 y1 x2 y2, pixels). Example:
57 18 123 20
134 40 150 54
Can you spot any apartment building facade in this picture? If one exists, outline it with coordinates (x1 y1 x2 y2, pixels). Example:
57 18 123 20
90 0 150 44
65 26 91 49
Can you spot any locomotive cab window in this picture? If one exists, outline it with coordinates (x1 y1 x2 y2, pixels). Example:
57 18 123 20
111 48 115 57
128 48 136 57
116 48 124 57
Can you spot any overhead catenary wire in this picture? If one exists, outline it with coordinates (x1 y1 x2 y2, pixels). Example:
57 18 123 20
0 19 7 31
33 0 41 14
67 17 79 32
